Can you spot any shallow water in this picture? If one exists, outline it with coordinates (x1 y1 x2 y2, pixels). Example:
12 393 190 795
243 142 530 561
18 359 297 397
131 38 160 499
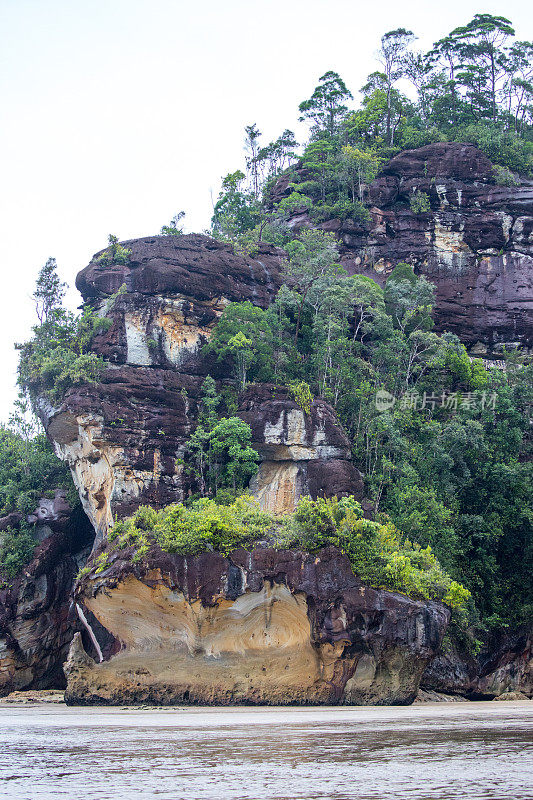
0 702 531 800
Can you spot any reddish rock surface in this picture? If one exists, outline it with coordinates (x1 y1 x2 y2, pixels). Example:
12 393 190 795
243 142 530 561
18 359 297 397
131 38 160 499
275 142 533 353
76 234 284 306
40 237 363 539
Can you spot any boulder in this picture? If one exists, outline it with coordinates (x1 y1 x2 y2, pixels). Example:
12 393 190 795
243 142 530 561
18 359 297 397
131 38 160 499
64 544 449 706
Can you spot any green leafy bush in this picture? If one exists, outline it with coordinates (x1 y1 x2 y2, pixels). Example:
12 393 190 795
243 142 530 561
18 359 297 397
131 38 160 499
280 496 470 608
18 259 111 402
96 234 132 266
99 495 469 610
409 190 431 213
109 495 273 557
288 381 313 414
310 199 370 224
0 528 36 579
493 165 521 187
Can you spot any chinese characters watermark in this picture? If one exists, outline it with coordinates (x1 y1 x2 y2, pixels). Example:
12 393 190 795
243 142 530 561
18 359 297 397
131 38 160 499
375 390 498 412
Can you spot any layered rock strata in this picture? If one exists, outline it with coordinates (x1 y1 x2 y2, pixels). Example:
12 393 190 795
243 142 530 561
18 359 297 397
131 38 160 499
65 544 449 706
39 235 362 540
0 504 94 695
274 142 533 354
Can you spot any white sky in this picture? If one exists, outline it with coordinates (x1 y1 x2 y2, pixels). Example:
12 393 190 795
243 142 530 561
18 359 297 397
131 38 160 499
0 0 530 422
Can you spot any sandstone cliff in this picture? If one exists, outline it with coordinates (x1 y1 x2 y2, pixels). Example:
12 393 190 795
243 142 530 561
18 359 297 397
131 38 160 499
39 235 362 543
275 142 533 355
5 142 531 704
65 543 449 705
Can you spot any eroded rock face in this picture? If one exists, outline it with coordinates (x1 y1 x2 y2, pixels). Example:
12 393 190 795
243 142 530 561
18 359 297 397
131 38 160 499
277 142 533 353
422 627 533 699
77 235 284 372
40 236 362 538
40 374 361 539
64 544 449 706
0 506 94 695
240 384 363 513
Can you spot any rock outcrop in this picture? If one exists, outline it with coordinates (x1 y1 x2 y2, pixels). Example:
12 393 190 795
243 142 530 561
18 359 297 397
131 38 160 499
276 142 533 354
64 544 449 706
422 626 533 699
0 503 94 695
20 143 533 705
40 235 362 541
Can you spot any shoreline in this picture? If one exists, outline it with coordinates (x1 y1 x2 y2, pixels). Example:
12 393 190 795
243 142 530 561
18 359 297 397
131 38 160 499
1 690 531 714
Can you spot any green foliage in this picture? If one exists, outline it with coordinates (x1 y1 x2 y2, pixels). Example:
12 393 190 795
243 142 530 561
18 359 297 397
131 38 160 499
0 528 36 579
202 236 530 624
281 496 469 608
409 189 431 213
184 377 260 496
288 381 313 414
211 171 261 242
93 551 110 574
309 199 370 224
18 259 109 402
457 125 532 174
298 71 353 137
161 211 186 235
99 495 469 610
0 403 75 580
493 164 521 186
0 423 74 516
384 264 435 333
96 234 132 266
109 495 273 558
204 302 275 389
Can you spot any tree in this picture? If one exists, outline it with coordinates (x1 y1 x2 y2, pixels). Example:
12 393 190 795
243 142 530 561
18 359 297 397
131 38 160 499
501 40 533 133
256 129 299 180
449 14 515 122
339 146 381 202
161 211 185 236
244 123 262 198
377 29 416 144
299 138 337 202
205 302 274 390
185 378 259 496
32 258 66 325
384 264 435 334
283 228 341 345
299 71 353 137
211 171 261 240
210 417 260 492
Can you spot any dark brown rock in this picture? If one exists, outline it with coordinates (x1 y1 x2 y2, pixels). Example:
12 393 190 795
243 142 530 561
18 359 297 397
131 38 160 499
276 142 533 352
422 627 533 699
0 507 95 695
76 234 284 307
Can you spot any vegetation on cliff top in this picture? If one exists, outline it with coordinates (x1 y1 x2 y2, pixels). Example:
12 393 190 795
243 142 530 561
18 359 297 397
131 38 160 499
86 494 469 611
211 13 532 252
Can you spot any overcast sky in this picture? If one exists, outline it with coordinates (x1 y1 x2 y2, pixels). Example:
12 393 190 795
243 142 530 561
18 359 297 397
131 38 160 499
0 0 530 422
